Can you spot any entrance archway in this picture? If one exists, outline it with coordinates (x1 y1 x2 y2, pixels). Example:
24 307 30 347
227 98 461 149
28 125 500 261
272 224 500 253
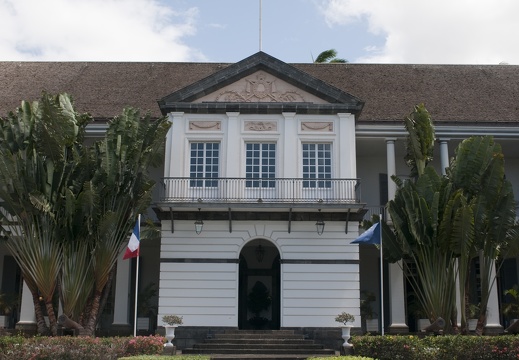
238 239 280 330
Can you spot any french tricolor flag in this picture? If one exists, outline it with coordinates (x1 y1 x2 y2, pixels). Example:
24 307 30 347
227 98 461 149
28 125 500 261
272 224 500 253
123 216 140 260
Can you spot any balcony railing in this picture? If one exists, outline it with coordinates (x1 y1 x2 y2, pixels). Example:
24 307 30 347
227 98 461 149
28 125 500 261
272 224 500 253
159 177 361 205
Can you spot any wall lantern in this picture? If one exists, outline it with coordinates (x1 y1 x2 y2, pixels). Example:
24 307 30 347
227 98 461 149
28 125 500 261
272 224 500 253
315 209 325 236
194 208 204 235
256 244 265 263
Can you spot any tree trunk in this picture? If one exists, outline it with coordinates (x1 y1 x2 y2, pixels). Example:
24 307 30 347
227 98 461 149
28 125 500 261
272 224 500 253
83 289 103 335
96 267 116 329
31 291 50 335
45 300 58 336
475 313 486 335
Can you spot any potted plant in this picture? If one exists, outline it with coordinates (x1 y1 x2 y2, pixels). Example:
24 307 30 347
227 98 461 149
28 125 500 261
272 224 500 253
137 282 158 332
360 290 378 332
0 292 19 328
467 302 480 331
162 315 183 347
408 295 430 331
335 312 355 348
503 285 519 326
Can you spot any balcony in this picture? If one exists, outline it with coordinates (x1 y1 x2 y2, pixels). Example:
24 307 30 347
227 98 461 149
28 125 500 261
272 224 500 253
157 177 363 212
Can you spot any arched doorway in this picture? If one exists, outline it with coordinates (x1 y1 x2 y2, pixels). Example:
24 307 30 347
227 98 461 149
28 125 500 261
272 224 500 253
238 239 280 330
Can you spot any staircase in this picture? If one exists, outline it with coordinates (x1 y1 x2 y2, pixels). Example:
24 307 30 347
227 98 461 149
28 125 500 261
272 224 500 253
181 329 337 360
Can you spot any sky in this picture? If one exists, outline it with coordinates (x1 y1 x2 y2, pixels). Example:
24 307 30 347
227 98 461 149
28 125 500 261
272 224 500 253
1 0 518 64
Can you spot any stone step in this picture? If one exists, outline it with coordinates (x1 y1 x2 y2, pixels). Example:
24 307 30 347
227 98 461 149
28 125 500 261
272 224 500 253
192 343 325 350
183 348 335 355
221 330 297 335
182 329 336 359
205 339 313 345
212 333 305 340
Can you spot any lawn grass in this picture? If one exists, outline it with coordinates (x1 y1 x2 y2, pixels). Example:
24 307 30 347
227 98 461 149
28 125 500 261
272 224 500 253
119 356 210 360
119 356 372 360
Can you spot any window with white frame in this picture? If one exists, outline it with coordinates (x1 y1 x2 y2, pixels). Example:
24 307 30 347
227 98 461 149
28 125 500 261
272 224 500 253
302 143 332 188
245 143 276 188
189 142 219 187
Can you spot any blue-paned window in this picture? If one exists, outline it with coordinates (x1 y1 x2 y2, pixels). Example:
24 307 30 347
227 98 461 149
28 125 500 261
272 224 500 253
189 142 219 187
302 143 332 188
245 143 276 188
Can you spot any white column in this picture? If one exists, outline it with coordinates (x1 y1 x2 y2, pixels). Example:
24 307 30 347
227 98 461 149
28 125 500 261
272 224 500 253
438 139 450 176
112 252 131 328
386 139 397 205
167 112 185 177
16 281 37 332
483 258 504 333
386 138 408 333
282 112 297 178
225 112 241 178
337 113 356 178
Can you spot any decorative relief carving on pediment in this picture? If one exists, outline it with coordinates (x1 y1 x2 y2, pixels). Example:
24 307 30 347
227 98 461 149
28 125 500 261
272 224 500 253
189 121 221 131
215 72 306 103
301 122 333 132
244 121 277 131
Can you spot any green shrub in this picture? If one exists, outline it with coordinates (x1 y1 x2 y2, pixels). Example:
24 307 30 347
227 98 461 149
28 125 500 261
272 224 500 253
308 357 374 360
0 335 166 359
124 335 165 356
352 335 519 360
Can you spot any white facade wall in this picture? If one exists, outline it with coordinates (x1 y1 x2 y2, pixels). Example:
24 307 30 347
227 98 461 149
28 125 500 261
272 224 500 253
159 76 361 328
159 220 360 328
165 111 357 180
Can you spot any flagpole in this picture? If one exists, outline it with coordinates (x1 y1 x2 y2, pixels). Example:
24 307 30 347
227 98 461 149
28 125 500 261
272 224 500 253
132 214 141 337
379 214 384 336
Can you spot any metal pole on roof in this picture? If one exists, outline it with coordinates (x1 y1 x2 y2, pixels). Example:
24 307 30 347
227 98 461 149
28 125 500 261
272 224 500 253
259 0 262 51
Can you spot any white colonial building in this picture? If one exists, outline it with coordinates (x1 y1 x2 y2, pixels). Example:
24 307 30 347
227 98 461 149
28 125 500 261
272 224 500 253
1 52 519 347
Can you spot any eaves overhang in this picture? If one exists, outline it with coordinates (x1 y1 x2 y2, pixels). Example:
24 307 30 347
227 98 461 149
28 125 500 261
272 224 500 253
159 101 362 115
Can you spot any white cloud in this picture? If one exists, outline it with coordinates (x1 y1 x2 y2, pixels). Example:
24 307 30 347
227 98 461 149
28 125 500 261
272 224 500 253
0 0 206 61
320 0 519 64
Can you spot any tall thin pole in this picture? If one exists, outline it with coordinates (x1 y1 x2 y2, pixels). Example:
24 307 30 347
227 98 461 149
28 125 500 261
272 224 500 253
379 214 384 335
259 0 262 51
132 214 141 337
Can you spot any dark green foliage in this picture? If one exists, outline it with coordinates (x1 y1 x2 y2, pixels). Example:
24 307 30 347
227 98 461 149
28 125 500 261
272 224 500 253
404 103 435 177
352 335 519 360
0 92 171 335
314 49 347 63
383 104 517 334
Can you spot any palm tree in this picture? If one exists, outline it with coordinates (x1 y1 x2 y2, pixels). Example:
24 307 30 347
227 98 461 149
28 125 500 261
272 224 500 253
0 93 91 335
0 93 171 335
314 49 347 63
384 104 517 334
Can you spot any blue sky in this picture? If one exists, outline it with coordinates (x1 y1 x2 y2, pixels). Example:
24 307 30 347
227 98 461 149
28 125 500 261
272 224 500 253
1 0 518 64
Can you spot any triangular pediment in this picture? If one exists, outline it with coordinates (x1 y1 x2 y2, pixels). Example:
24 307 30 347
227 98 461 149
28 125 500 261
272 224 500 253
194 71 328 104
158 51 364 115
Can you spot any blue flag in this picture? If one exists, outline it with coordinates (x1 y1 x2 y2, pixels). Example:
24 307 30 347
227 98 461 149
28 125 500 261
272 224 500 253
351 222 380 245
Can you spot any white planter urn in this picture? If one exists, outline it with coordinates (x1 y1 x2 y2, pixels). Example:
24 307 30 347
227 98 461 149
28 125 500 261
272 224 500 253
341 325 353 348
468 318 478 331
417 318 431 332
164 325 177 347
366 318 379 333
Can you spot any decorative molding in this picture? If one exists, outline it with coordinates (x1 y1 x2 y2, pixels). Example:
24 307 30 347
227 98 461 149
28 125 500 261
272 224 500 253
281 259 359 264
244 121 277 131
301 122 333 132
215 72 306 103
189 121 221 131
161 258 239 264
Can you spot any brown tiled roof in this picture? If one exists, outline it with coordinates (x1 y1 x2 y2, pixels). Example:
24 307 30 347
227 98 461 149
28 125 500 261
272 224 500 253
1 60 518 124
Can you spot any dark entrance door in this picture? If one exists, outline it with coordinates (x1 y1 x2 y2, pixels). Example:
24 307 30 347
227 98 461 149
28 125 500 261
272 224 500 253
238 240 280 330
